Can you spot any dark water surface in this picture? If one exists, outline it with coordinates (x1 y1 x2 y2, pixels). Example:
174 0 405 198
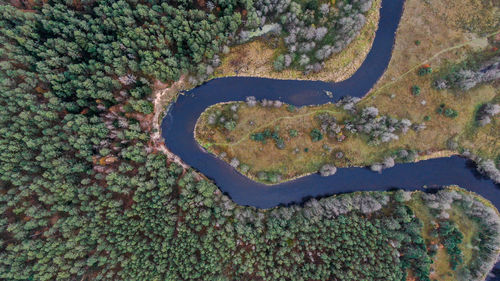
161 0 500 278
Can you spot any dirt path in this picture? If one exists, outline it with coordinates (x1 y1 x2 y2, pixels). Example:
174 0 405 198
201 108 341 148
361 30 500 104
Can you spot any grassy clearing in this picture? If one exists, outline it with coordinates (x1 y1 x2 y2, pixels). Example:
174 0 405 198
213 0 381 82
196 101 403 182
196 76 498 182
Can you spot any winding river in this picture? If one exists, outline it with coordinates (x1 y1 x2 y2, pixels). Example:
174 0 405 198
162 0 500 277
162 0 499 205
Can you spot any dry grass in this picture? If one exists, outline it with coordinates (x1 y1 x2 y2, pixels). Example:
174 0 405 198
196 101 403 181
366 0 499 98
196 103 346 180
196 78 498 181
213 0 381 82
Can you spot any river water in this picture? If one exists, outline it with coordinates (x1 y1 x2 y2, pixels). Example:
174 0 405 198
161 0 500 278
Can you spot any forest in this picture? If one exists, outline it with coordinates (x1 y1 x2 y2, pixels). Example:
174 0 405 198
1 0 500 280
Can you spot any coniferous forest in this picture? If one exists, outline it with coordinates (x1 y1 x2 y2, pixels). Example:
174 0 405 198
1 1 499 280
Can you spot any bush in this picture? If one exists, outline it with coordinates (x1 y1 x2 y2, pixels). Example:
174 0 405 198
436 104 445 114
273 54 285 71
224 121 236 131
319 164 337 177
444 108 458 118
289 129 298 137
257 171 268 181
131 100 154 114
230 158 240 168
477 103 500 126
411 85 421 96
432 55 500 91
418 66 432 76
310 128 323 142
240 164 250 173
344 106 412 145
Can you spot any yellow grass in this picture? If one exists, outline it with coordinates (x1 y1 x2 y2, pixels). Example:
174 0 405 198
196 78 498 182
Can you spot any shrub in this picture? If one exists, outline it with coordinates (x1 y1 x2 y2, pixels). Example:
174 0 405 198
319 164 337 177
370 163 383 173
477 159 500 183
411 85 421 96
436 103 446 114
267 173 281 183
289 129 298 137
257 171 267 181
477 103 500 126
273 54 285 71
224 121 236 131
275 137 285 149
432 55 500 91
383 157 395 169
240 164 250 173
230 158 240 168
344 106 412 145
444 108 458 118
245 96 257 107
418 66 432 76
310 128 323 142
316 113 342 138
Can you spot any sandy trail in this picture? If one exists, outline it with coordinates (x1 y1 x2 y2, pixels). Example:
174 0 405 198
150 76 191 170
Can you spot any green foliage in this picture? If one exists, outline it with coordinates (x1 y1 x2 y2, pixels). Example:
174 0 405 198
411 85 421 96
438 221 464 270
289 129 298 137
310 128 323 142
0 2 488 281
251 128 272 143
131 100 154 114
256 171 281 183
418 66 432 76
436 104 458 118
207 103 241 131
437 104 446 114
224 120 236 131
273 54 285 71
251 128 285 149
444 108 458 118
